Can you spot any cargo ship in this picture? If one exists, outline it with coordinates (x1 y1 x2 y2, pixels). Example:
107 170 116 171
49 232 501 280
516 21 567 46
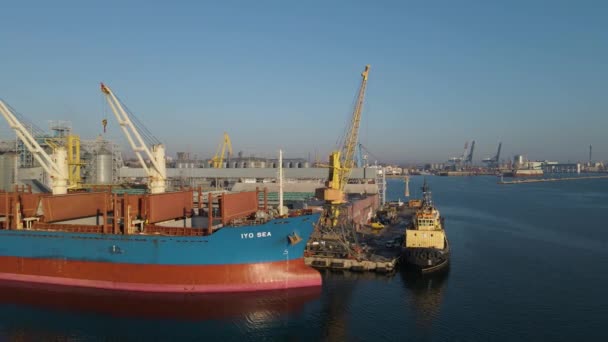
402 181 450 273
0 188 321 293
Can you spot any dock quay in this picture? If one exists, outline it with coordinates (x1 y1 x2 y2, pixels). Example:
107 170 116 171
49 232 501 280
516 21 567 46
438 171 476 176
498 175 608 184
438 171 497 176
306 256 398 273
304 204 416 273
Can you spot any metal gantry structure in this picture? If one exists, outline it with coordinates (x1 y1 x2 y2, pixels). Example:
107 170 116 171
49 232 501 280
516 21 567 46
100 83 167 194
449 141 467 164
355 139 384 168
449 140 476 169
354 143 366 168
483 142 502 168
0 100 69 194
465 140 476 166
211 132 233 168
323 64 370 227
47 121 84 189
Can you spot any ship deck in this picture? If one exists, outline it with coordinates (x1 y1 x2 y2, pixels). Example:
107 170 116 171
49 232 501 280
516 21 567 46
0 188 310 238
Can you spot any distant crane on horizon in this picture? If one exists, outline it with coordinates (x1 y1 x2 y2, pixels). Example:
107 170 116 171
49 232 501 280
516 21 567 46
483 142 502 168
448 141 468 164
465 140 476 166
210 132 233 168
449 140 475 169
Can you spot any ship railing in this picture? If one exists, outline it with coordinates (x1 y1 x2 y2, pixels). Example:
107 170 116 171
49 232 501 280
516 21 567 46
227 217 268 227
31 222 105 234
142 225 207 236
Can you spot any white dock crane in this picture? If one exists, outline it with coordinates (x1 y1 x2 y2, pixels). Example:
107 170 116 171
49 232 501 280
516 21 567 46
100 83 167 194
0 100 69 194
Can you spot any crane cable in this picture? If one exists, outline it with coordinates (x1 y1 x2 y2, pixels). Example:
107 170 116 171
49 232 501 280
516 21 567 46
360 143 381 164
101 93 107 134
118 98 160 146
336 83 360 151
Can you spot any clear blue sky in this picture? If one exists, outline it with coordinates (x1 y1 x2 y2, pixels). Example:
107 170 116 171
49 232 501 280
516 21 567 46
1 0 606 164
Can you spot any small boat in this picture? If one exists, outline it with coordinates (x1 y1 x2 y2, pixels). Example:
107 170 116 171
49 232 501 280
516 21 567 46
401 180 450 273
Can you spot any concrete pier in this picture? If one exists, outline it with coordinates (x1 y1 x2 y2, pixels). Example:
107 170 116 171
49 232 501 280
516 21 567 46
498 175 608 184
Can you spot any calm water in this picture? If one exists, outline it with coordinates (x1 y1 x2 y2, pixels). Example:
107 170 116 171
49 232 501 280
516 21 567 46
1 176 607 341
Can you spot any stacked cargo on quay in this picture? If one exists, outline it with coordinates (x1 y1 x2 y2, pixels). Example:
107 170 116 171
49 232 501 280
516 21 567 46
0 188 321 293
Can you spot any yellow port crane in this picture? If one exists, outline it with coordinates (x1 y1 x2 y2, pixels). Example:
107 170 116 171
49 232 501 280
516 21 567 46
210 132 233 168
323 65 370 227
45 134 84 190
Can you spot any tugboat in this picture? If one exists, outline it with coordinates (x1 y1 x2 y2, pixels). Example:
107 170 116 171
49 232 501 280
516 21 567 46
402 180 450 273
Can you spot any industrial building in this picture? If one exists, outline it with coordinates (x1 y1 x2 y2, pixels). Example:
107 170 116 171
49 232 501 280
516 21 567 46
0 128 384 205
1 136 383 196
0 133 123 192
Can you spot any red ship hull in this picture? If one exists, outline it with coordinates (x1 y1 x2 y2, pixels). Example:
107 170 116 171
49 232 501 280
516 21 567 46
0 281 322 320
0 256 321 293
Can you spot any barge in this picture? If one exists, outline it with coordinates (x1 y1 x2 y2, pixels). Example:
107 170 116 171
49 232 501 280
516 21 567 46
305 196 413 273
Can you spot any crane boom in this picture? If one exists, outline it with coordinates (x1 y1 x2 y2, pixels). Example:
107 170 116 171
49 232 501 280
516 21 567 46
359 143 379 166
495 142 502 162
339 65 369 190
483 142 502 167
100 83 167 193
466 140 475 164
461 141 469 161
322 65 370 227
211 132 232 168
0 100 69 194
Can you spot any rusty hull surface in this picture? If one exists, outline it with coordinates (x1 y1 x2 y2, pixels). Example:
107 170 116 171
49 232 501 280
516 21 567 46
145 191 193 224
32 222 105 234
122 195 143 218
220 191 258 225
348 194 380 227
0 193 12 217
27 191 195 224
2 190 262 227
41 193 110 223
0 192 42 217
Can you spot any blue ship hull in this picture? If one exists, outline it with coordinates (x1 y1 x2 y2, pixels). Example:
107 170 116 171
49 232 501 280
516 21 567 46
0 213 322 293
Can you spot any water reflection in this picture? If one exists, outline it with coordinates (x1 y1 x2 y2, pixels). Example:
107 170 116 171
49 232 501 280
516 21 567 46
400 268 450 330
0 282 321 340
317 270 397 341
